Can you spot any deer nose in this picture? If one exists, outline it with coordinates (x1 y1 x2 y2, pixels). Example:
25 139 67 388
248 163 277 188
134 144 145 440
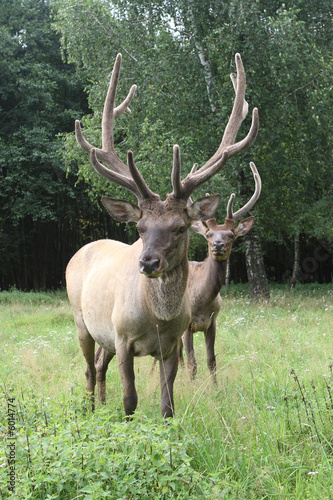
139 258 161 276
213 241 224 251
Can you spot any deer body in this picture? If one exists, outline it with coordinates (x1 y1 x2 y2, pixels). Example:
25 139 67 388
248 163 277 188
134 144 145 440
66 197 219 417
66 53 259 417
181 163 261 382
188 257 225 331
67 237 192 352
181 257 224 381
187 257 224 336
188 257 226 326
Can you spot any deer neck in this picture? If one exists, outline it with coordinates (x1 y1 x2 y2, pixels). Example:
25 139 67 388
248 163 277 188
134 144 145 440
201 255 227 300
142 256 189 321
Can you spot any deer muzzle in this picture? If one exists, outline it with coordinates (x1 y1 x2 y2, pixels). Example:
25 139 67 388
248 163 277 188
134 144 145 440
213 241 224 252
211 240 231 261
139 257 163 278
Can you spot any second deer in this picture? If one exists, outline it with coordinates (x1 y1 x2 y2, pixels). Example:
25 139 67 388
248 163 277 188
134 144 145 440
180 162 261 382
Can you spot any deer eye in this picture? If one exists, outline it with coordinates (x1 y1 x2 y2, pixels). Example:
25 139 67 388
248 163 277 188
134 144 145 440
176 225 187 235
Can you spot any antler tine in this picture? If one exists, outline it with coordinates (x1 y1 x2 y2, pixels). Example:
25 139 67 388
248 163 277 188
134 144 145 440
229 162 261 221
76 54 135 176
226 193 236 219
114 84 137 118
220 53 249 151
171 145 183 198
90 149 157 203
174 53 259 200
101 53 127 152
100 53 121 152
75 119 129 175
201 53 256 171
186 164 199 204
127 151 159 201
90 148 139 195
75 119 93 155
178 150 229 200
230 72 248 122
76 54 159 203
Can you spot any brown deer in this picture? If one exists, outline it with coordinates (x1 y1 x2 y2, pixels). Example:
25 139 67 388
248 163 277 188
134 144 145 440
66 53 259 418
180 161 261 382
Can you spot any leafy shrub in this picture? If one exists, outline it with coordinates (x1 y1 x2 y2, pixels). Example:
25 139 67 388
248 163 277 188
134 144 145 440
1 387 210 499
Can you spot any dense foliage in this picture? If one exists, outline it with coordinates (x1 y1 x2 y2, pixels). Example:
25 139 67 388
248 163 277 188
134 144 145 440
0 0 122 289
0 0 332 289
54 0 333 284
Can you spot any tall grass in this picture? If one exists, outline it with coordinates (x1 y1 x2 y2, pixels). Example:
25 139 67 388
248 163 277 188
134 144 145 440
0 284 332 498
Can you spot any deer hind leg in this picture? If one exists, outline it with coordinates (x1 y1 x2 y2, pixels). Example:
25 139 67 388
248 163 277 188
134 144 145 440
205 321 217 383
95 346 114 404
150 357 158 375
182 327 197 380
75 318 96 409
159 346 178 418
178 337 185 368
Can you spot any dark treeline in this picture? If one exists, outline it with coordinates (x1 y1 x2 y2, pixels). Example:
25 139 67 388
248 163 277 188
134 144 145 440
0 0 332 292
2 219 331 290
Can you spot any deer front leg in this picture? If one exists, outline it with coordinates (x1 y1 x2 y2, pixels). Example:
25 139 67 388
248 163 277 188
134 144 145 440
182 326 197 380
205 320 217 383
116 340 138 418
95 346 114 404
159 346 178 418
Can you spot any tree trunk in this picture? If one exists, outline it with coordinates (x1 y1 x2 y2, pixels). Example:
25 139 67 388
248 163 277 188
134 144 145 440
187 0 216 114
289 233 300 288
225 258 231 289
244 230 270 302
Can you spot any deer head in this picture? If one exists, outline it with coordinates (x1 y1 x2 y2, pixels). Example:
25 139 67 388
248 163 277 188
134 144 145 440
191 162 261 261
75 53 259 277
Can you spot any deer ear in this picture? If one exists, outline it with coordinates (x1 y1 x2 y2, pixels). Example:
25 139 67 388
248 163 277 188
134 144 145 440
101 196 142 222
234 216 255 237
187 194 221 221
191 220 207 235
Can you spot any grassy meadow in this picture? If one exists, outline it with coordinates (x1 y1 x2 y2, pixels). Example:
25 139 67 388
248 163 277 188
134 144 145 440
1 284 333 499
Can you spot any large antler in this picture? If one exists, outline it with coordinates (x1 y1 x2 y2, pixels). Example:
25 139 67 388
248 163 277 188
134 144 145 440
75 54 158 203
226 162 261 221
76 53 258 205
171 53 259 200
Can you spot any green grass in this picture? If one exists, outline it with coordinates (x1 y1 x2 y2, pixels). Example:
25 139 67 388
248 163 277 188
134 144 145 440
1 284 333 499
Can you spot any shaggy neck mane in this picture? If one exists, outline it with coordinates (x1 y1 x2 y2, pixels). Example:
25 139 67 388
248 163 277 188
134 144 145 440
143 256 189 321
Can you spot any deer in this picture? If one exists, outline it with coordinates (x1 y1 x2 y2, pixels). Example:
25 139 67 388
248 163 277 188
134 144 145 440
179 161 261 382
65 52 259 418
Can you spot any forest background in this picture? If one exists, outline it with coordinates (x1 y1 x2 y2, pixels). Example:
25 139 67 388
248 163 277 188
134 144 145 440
0 0 332 297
